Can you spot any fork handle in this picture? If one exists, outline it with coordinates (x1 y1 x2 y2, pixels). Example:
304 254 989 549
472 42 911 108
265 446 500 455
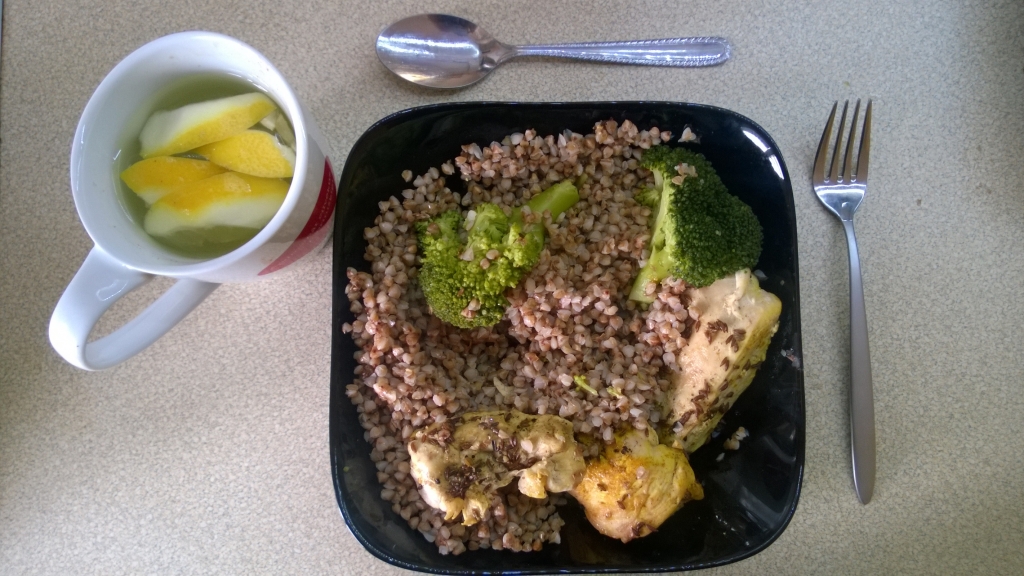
843 219 876 503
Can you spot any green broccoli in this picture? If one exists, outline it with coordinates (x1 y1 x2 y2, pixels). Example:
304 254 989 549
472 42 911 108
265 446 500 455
416 180 580 328
629 146 762 302
573 374 597 395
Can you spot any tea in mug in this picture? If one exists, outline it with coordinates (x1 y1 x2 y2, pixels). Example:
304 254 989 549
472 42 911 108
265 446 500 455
114 74 296 259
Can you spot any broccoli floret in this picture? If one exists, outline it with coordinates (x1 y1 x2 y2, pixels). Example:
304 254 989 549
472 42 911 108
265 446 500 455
629 146 762 302
416 180 580 328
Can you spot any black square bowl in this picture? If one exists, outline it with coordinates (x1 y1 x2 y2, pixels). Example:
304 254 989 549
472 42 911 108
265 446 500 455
330 102 804 574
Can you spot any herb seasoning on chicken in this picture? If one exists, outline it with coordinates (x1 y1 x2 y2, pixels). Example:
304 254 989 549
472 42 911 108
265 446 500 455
408 410 585 526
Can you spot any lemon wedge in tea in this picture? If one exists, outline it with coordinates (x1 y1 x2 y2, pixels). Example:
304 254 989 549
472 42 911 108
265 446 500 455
139 93 278 158
143 172 289 239
193 130 295 178
259 110 296 147
120 156 227 205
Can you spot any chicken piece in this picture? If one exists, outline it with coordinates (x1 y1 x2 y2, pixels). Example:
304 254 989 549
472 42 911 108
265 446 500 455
663 269 782 453
570 428 703 543
407 410 585 526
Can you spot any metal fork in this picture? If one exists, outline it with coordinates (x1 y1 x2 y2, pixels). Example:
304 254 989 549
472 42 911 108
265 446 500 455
813 100 875 504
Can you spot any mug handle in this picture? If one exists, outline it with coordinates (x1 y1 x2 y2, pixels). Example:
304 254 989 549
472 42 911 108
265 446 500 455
49 246 219 370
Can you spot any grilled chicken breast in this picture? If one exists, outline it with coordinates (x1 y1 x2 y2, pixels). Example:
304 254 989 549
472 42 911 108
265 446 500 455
570 428 703 542
408 410 585 526
663 269 781 453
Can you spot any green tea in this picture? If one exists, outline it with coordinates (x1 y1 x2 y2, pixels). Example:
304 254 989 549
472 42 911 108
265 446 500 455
112 74 294 259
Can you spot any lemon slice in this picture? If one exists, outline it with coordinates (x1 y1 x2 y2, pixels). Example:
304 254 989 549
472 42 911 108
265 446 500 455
193 130 295 178
258 109 295 147
120 157 226 205
139 93 278 158
143 172 288 238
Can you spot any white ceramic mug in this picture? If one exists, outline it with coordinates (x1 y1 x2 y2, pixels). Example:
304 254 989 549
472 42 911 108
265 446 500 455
49 31 338 370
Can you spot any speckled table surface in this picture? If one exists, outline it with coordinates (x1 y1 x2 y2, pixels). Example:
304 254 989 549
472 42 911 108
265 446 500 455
1 0 1022 574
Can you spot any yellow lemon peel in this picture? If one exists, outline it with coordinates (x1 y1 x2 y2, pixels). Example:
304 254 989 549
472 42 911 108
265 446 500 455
120 156 227 205
139 93 277 158
144 172 288 237
193 130 295 178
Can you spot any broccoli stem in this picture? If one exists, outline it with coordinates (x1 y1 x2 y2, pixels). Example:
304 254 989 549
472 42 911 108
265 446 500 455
573 375 598 395
525 180 580 218
511 180 580 250
628 246 672 302
628 174 674 303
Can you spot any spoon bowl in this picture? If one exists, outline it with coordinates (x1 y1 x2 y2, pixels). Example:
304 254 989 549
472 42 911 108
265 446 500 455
376 14 731 89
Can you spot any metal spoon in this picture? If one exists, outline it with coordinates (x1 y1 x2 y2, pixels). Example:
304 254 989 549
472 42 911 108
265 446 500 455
376 14 732 89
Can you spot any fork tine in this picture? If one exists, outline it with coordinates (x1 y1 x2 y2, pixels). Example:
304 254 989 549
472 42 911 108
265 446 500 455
813 101 838 183
842 100 861 183
856 100 872 183
829 101 849 182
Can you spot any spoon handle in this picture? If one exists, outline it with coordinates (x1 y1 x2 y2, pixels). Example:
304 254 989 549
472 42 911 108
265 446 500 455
510 37 731 67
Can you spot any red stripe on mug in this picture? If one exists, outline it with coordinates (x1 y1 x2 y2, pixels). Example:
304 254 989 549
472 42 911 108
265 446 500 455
258 158 337 276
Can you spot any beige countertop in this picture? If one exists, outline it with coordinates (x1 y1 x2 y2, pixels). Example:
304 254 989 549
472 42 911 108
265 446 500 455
2 0 1022 574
